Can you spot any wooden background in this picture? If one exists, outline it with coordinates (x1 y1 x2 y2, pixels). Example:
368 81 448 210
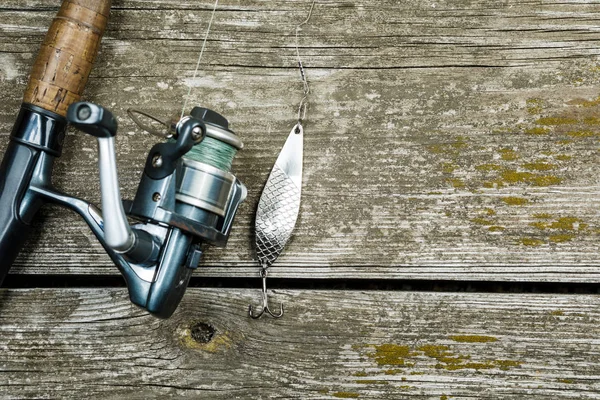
0 0 599 398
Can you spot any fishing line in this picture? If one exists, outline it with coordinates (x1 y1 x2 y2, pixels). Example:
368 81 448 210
295 0 316 123
176 0 239 172
184 136 237 170
181 0 220 120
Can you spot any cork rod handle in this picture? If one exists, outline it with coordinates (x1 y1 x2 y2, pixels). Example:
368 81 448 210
23 0 112 117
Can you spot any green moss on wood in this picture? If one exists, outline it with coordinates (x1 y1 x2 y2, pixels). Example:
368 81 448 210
416 344 520 371
442 163 457 173
372 344 415 366
499 148 519 160
568 96 600 107
453 137 468 149
483 180 504 189
526 98 544 115
519 238 545 246
530 221 548 230
488 226 505 232
476 164 503 172
501 197 529 206
583 116 600 125
522 162 556 171
417 345 468 369
450 335 498 343
361 342 521 373
528 216 587 243
500 170 533 184
555 154 572 161
384 369 403 375
548 217 587 231
495 360 522 370
471 218 494 226
558 378 574 384
499 170 561 186
525 127 550 135
427 138 468 155
448 178 465 189
531 175 562 186
535 117 578 126
549 234 575 243
566 130 595 138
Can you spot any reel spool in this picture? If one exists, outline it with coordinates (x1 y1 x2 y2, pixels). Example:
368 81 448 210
175 107 243 228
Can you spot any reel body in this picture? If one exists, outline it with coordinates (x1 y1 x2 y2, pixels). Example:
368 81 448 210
62 102 246 317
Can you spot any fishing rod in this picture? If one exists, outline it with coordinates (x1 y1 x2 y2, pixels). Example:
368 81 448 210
0 0 246 318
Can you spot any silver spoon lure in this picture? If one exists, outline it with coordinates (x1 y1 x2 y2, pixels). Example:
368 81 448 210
249 123 303 319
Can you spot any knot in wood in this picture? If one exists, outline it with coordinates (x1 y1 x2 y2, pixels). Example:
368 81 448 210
190 322 215 344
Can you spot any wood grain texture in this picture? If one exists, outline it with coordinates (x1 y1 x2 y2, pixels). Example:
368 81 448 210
22 0 111 116
0 288 599 399
0 1 599 280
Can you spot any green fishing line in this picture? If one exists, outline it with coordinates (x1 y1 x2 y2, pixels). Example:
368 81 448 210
184 136 237 171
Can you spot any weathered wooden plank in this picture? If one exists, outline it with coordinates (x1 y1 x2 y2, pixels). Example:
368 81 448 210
0 288 599 398
1 1 600 279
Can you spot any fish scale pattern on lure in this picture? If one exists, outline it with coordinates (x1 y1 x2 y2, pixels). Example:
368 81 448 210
255 163 302 267
255 124 303 268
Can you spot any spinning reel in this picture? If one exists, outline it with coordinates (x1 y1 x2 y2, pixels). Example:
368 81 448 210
65 103 246 317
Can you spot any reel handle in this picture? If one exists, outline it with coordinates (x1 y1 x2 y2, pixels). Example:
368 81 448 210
67 102 160 263
67 102 133 253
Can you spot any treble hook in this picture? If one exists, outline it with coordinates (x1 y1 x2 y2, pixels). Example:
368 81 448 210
248 267 284 319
